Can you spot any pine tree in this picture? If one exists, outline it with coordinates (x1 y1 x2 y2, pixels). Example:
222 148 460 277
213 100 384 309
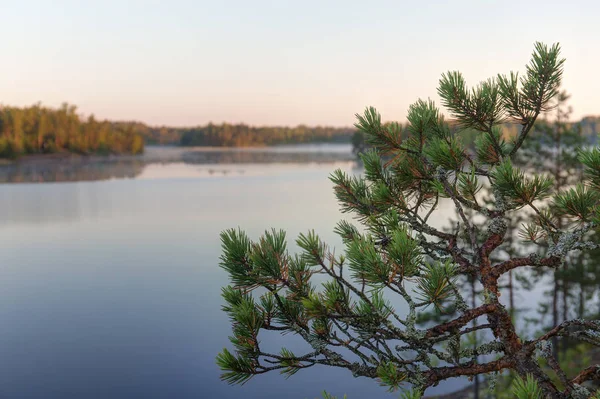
515 91 600 363
217 43 600 398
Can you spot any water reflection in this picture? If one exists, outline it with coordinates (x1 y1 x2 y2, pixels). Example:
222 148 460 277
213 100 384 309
0 182 117 225
0 159 146 184
1 162 433 399
0 145 357 183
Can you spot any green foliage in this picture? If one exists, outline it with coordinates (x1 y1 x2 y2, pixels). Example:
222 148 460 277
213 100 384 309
180 123 355 147
415 261 458 311
333 220 360 244
329 169 375 222
474 126 508 164
355 107 402 154
130 135 144 154
490 337 599 396
491 159 554 208
319 392 347 399
360 149 390 183
346 235 388 285
0 137 17 159
0 106 356 153
248 229 288 282
398 390 423 399
279 348 302 378
352 289 393 324
511 374 543 399
498 43 564 123
458 169 482 202
438 72 503 130
220 286 263 362
351 115 598 156
579 147 600 190
519 43 565 114
0 103 144 158
424 136 466 171
216 348 255 385
296 230 327 266
219 229 254 288
514 87 600 369
406 99 448 140
554 183 600 222
376 361 407 391
386 227 422 278
519 221 548 243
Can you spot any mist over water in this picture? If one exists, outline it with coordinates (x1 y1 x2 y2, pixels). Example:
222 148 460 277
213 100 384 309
0 145 356 184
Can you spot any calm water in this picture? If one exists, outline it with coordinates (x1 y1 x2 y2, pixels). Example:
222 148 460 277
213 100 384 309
0 145 543 398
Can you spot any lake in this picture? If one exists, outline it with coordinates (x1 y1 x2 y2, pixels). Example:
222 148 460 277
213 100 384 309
0 144 545 398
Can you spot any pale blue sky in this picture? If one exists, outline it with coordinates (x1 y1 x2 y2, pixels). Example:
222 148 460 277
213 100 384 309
1 0 598 126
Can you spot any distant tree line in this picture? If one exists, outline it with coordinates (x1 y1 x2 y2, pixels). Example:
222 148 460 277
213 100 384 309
108 122 357 147
0 103 144 159
112 122 182 145
177 123 356 147
3 102 597 160
69 119 359 148
0 103 358 159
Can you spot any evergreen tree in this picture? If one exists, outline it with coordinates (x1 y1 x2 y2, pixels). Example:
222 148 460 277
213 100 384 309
217 43 600 398
516 91 600 360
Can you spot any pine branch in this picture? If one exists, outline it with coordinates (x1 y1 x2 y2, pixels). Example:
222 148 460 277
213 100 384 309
217 42 600 398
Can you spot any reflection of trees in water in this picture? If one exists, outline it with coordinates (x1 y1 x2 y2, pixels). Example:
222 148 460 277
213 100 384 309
0 147 356 183
0 159 146 183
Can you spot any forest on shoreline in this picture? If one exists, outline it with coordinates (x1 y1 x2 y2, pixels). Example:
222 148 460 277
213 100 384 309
120 121 356 147
2 103 599 159
0 104 144 159
0 103 357 159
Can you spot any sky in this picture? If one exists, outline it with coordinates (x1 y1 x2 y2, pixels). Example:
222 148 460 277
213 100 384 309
1 0 599 127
